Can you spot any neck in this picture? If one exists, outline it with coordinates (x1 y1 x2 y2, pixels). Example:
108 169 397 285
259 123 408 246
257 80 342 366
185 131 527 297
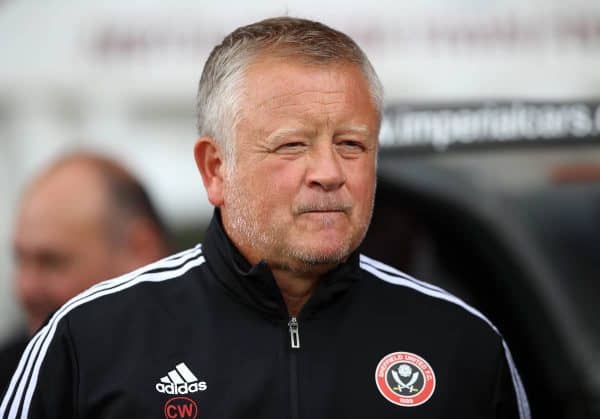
271 268 322 317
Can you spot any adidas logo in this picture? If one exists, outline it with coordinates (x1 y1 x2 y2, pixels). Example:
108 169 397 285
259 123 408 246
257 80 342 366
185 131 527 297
155 362 208 395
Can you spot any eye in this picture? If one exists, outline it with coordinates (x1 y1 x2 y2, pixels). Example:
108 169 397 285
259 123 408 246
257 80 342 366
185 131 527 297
336 140 366 155
274 141 307 154
38 251 70 272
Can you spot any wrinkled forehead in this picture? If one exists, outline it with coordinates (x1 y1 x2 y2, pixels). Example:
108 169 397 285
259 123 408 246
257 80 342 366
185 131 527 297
239 55 379 119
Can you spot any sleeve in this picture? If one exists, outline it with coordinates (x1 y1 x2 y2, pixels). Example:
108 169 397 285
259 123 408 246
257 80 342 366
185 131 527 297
493 341 531 419
0 317 78 419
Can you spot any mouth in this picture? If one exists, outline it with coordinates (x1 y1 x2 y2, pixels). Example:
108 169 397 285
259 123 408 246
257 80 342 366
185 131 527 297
296 206 351 215
294 199 353 218
302 209 345 213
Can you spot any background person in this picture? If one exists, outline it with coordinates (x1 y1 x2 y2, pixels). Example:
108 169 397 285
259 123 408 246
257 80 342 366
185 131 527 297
0 152 170 391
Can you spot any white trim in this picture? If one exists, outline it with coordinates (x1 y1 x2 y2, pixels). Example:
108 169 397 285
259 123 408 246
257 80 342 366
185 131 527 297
359 254 531 419
1 246 204 419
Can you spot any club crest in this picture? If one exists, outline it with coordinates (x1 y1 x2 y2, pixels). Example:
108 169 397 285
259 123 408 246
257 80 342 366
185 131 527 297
375 351 436 407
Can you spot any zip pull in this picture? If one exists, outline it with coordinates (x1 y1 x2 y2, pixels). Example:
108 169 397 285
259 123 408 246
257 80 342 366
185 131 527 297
288 317 300 349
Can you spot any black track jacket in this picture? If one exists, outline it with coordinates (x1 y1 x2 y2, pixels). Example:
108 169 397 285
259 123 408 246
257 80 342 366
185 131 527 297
1 214 530 419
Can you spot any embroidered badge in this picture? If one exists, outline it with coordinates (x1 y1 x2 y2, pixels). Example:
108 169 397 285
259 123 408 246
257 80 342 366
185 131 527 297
164 396 198 419
375 351 436 407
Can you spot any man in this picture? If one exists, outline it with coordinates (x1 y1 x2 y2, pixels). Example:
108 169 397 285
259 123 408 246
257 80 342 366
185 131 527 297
1 18 530 418
0 152 169 391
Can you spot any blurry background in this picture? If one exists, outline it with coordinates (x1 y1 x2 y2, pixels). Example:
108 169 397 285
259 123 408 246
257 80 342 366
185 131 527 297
1 0 600 416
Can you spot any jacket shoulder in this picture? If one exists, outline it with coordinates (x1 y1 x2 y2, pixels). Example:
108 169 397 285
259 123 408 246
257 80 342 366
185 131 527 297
358 254 530 418
0 246 207 418
358 254 500 336
69 245 206 319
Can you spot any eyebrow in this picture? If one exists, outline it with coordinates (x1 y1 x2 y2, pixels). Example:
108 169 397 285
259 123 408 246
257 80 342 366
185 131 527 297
268 124 372 139
266 127 317 144
335 124 372 137
264 124 374 147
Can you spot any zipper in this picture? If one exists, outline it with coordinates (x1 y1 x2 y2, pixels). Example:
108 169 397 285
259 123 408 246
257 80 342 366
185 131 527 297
288 317 300 349
288 316 300 419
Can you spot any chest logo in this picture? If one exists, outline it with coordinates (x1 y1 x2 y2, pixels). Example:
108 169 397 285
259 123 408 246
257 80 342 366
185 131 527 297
375 351 436 407
156 362 208 395
164 396 198 419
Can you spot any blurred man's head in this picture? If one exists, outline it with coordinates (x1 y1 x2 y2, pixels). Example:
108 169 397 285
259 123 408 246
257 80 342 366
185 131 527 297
12 152 170 333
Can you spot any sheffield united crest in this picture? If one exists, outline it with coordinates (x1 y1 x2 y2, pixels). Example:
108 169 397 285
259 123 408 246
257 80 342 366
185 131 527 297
375 351 436 407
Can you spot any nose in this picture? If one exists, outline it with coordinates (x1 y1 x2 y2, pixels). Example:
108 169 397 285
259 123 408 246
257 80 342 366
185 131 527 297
306 143 346 191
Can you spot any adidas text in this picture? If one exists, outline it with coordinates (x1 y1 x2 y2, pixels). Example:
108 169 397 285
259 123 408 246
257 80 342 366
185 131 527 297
155 381 208 395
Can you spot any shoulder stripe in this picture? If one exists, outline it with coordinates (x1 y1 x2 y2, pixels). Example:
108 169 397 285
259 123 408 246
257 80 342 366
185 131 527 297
1 246 205 419
360 254 451 295
359 254 531 419
360 254 494 328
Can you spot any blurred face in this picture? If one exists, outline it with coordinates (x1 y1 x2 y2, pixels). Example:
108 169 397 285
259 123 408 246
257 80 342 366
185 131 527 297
12 167 124 333
219 57 380 274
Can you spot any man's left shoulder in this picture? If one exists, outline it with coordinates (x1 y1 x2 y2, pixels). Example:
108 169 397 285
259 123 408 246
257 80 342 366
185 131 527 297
354 254 530 419
357 254 501 341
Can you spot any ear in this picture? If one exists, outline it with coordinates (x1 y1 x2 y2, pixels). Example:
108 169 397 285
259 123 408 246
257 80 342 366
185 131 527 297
118 218 168 271
194 137 225 207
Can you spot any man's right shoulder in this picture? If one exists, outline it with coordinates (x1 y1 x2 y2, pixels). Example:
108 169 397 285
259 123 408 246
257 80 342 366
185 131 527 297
55 245 207 330
0 245 208 419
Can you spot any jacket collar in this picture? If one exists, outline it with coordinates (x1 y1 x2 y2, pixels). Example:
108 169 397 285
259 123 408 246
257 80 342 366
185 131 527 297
202 209 361 320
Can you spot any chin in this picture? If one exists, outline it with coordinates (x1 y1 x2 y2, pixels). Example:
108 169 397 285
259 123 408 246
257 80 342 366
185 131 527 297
289 241 353 266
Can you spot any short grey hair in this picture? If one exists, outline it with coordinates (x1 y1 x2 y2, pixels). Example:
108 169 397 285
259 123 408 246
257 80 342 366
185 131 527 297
196 17 383 163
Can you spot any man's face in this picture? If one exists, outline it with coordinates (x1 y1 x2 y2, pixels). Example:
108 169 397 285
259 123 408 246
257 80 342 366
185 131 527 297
219 57 379 273
12 167 123 333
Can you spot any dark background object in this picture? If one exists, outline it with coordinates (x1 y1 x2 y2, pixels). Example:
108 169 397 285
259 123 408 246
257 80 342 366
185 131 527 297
360 101 600 419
